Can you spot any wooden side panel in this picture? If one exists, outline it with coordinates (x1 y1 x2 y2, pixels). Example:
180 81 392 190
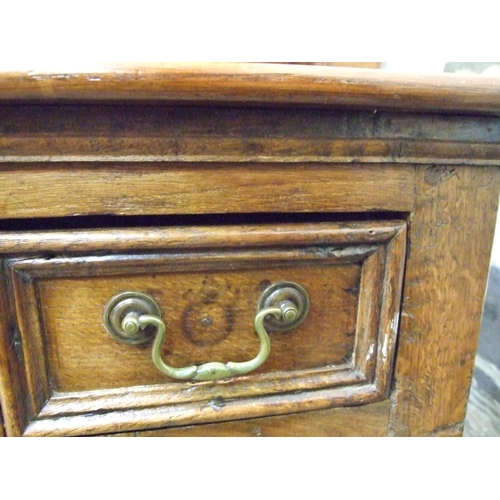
112 401 390 437
0 163 414 219
389 165 500 436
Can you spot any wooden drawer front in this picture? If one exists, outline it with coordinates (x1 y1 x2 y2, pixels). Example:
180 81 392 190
0 221 405 436
111 401 392 437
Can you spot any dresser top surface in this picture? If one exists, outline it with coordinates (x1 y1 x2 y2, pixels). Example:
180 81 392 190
1 63 500 115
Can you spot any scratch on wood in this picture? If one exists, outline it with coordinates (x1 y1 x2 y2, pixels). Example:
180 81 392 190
207 396 226 412
424 165 457 186
428 422 464 437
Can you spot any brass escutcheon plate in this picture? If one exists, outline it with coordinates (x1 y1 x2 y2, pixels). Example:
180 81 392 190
257 281 310 331
103 291 161 345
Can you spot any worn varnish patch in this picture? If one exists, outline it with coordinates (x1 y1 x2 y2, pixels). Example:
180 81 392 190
424 165 457 186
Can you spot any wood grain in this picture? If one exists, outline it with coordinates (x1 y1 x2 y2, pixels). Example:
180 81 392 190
10 271 50 414
0 65 498 437
0 263 30 436
287 63 382 69
111 400 390 437
389 165 500 436
1 105 499 165
0 221 405 435
25 384 381 436
0 63 499 114
38 264 361 392
375 220 407 396
0 163 414 219
0 221 403 254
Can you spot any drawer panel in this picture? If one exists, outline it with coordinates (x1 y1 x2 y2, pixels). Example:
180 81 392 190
0 220 406 436
39 264 360 392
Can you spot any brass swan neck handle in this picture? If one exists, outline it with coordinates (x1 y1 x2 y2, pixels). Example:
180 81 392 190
104 282 309 381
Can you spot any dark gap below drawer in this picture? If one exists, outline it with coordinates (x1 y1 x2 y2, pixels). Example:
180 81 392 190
0 211 408 232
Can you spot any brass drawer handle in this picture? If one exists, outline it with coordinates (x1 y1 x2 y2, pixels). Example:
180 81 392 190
103 282 309 381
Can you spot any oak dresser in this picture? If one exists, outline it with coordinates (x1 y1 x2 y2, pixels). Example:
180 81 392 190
0 63 499 437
